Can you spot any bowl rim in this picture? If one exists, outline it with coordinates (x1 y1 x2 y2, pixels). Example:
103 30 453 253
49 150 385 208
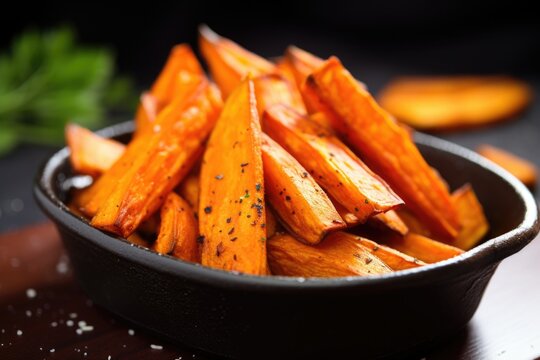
34 121 539 292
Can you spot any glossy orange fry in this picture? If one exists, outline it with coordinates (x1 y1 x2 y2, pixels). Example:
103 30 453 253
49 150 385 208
199 25 275 98
304 57 460 240
199 78 267 275
136 45 204 135
285 46 324 87
477 145 537 187
91 79 222 237
369 210 409 236
329 195 362 226
178 172 200 212
65 124 125 177
134 92 159 136
267 232 392 277
263 104 403 223
381 232 464 264
127 232 151 248
328 232 424 270
261 133 345 244
150 44 204 107
253 73 306 116
75 74 209 218
265 207 278 239
378 76 532 130
451 184 489 250
394 208 431 237
153 192 199 263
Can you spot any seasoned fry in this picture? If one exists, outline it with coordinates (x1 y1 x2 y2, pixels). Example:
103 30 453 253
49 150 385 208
253 73 305 116
265 206 278 239
304 57 460 240
153 193 198 263
328 232 425 270
380 232 464 264
199 25 275 98
127 232 151 248
178 172 200 211
91 78 222 237
199 78 267 275
477 145 537 187
134 92 159 136
329 195 362 226
267 232 392 277
66 124 125 177
261 133 345 244
263 104 403 223
369 210 409 236
378 76 532 130
452 184 489 250
150 44 205 107
136 45 204 135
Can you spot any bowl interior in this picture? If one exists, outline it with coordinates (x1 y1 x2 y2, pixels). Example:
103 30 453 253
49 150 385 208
36 121 539 287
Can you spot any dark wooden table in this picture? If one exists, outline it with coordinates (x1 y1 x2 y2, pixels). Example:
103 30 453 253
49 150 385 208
1 222 539 360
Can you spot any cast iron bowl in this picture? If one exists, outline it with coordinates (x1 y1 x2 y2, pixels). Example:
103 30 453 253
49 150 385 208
34 121 539 359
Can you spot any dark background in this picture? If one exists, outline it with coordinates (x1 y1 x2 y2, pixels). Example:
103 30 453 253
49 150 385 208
0 0 538 232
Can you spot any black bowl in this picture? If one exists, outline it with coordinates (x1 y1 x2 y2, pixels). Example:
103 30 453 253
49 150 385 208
34 121 539 359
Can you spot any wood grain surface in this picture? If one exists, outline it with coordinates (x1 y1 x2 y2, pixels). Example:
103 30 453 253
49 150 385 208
0 222 539 359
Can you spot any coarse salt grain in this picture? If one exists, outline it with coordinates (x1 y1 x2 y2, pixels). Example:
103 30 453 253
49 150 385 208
16 330 22 336
81 326 94 332
76 329 83 335
25 310 32 317
50 349 55 353
69 313 77 319
150 344 163 350
51 322 58 327
26 288 36 298
66 320 74 327
128 329 134 336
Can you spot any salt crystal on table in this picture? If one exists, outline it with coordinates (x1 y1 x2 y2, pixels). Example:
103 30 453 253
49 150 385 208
50 349 55 353
78 321 87 327
26 288 36 298
108 356 112 360
51 322 57 327
25 310 32 317
76 329 83 335
128 329 135 336
150 344 163 350
81 325 94 332
16 330 22 336
66 320 74 327
69 312 77 319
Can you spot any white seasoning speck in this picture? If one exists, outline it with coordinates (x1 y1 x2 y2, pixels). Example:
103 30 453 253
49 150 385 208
150 344 163 350
25 310 32 317
76 329 83 335
26 288 36 298
69 312 77 319
56 261 68 274
128 329 134 336
84 352 87 356
50 349 55 353
80 326 94 332
51 322 58 327
66 320 74 327
16 330 22 336
108 356 112 360
78 321 87 327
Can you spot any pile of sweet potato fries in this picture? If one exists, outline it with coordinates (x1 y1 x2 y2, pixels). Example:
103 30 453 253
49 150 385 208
67 26 491 277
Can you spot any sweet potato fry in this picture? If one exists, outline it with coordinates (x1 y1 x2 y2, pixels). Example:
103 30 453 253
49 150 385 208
477 145 537 187
199 25 275 98
150 44 205 107
261 133 345 244
136 45 204 135
394 208 431 237
304 57 460 240
66 124 125 177
134 92 159 136
153 192 199 262
285 46 324 88
380 232 464 264
127 232 151 248
378 76 532 130
91 78 222 237
74 72 212 218
327 232 424 270
451 184 489 250
178 172 200 212
329 195 361 226
263 104 403 223
369 210 409 236
199 78 267 275
253 73 305 116
267 232 391 277
265 206 278 239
